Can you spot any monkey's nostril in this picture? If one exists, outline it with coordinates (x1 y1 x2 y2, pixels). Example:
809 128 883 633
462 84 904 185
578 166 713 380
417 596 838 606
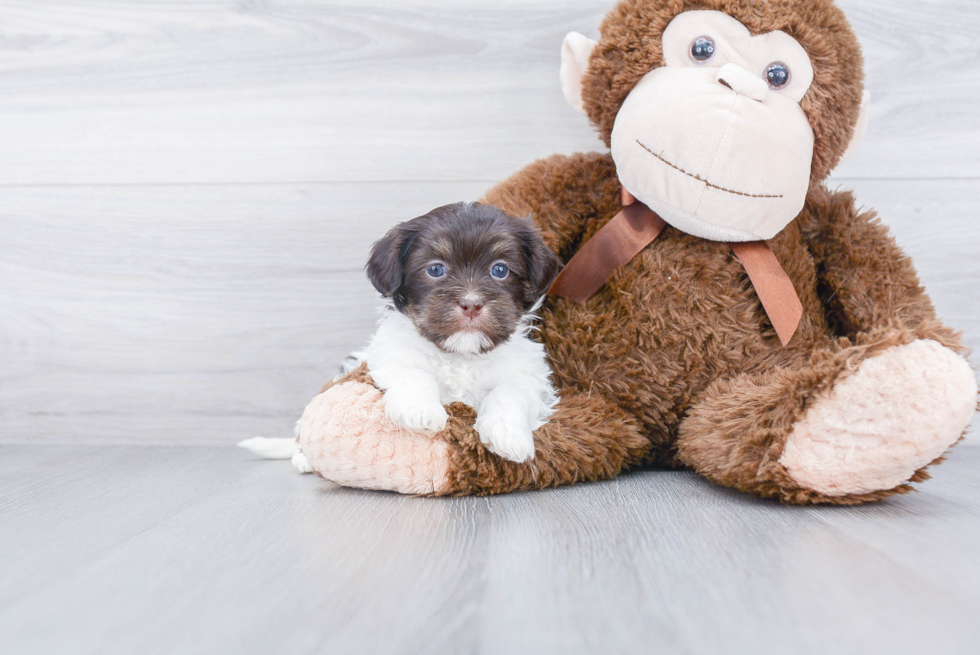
715 63 769 102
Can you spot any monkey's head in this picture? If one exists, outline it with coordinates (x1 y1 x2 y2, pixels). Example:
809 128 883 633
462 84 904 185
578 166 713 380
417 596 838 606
561 0 869 242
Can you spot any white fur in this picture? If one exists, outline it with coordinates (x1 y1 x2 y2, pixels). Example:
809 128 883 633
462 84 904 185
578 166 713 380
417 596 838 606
358 305 558 463
291 450 314 473
237 418 315 474
443 330 493 355
237 436 299 459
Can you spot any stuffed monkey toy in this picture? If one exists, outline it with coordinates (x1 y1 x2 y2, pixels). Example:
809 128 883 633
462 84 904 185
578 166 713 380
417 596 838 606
297 0 978 504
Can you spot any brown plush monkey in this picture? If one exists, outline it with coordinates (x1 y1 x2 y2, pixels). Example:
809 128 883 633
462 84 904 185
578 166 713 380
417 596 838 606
298 0 978 504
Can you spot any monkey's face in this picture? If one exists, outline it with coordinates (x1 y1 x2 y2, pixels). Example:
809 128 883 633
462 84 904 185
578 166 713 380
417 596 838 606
561 6 869 243
611 11 815 242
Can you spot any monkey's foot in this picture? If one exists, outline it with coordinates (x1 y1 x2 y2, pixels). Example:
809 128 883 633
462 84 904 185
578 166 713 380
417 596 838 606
779 340 977 496
298 382 453 495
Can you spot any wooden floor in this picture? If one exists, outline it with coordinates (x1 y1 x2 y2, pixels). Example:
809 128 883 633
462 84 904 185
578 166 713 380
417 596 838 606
2 443 980 654
1 1 979 653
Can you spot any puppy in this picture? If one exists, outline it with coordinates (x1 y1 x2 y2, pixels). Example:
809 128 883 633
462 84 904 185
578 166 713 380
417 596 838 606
358 201 563 462
238 202 561 467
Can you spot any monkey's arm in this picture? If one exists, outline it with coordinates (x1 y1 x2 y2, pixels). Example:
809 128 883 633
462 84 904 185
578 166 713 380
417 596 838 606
800 185 964 351
482 152 621 262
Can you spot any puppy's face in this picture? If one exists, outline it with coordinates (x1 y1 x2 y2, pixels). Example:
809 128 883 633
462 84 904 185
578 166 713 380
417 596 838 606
367 203 562 354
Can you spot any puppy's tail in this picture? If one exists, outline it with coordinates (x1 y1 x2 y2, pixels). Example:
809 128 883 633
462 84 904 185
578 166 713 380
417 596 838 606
237 437 299 460
239 436 314 473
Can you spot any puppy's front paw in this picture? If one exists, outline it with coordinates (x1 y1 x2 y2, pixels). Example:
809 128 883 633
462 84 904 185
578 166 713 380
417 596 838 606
383 388 449 434
474 412 535 463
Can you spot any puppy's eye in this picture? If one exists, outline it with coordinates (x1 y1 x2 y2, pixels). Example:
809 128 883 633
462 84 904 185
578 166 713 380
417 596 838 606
490 263 509 279
427 263 446 278
690 36 715 63
765 62 791 89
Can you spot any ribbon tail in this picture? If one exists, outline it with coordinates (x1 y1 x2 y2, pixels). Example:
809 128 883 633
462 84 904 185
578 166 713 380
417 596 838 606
729 241 803 346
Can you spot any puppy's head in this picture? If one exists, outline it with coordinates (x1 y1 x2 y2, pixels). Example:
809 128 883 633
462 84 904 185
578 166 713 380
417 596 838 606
366 202 562 354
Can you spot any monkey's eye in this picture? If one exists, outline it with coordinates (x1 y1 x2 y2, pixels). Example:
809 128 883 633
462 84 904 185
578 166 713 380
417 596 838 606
490 263 509 279
690 37 716 63
765 62 791 89
427 263 446 278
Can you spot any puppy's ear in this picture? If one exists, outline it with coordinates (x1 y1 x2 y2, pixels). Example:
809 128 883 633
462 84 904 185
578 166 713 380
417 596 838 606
366 222 419 307
516 222 563 307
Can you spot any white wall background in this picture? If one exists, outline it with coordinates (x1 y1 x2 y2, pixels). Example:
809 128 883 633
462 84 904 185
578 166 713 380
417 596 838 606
0 0 977 445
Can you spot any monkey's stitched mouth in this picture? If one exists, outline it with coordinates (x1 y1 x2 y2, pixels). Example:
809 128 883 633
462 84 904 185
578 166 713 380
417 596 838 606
636 140 783 199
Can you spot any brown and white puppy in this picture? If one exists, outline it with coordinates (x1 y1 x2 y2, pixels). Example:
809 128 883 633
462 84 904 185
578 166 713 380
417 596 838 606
367 202 561 354
359 202 562 462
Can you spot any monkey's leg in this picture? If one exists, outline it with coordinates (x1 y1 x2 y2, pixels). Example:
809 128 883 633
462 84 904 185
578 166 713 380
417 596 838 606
298 367 650 495
676 328 977 505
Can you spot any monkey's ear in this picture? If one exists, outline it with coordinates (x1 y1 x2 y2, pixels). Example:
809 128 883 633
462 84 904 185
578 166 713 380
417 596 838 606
560 32 598 115
839 91 871 163
366 223 418 300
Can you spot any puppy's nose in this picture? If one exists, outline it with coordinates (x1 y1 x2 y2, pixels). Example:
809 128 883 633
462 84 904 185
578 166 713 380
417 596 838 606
459 295 484 319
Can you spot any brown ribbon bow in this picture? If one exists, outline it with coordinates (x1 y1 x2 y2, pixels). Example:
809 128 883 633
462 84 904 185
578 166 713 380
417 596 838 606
547 187 803 346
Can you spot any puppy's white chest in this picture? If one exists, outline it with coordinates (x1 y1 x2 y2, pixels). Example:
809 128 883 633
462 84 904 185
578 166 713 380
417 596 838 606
433 357 484 407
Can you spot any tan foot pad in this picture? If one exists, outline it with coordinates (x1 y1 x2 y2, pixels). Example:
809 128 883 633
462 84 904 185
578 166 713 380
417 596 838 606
298 381 453 495
780 340 978 496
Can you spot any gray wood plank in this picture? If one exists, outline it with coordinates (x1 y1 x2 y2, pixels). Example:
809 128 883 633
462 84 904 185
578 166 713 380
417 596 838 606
0 181 487 443
1 443 979 655
1 178 977 445
0 0 976 185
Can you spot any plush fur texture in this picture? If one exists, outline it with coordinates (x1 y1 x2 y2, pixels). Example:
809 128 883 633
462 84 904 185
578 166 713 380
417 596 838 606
298 0 978 504
300 371 452 495
302 364 650 496
581 0 865 184
779 339 978 496
604 10 822 241
301 153 976 503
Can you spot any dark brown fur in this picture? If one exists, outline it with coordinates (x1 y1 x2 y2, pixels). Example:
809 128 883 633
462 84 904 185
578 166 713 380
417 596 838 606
366 202 561 353
581 0 865 184
476 151 966 503
324 0 970 504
